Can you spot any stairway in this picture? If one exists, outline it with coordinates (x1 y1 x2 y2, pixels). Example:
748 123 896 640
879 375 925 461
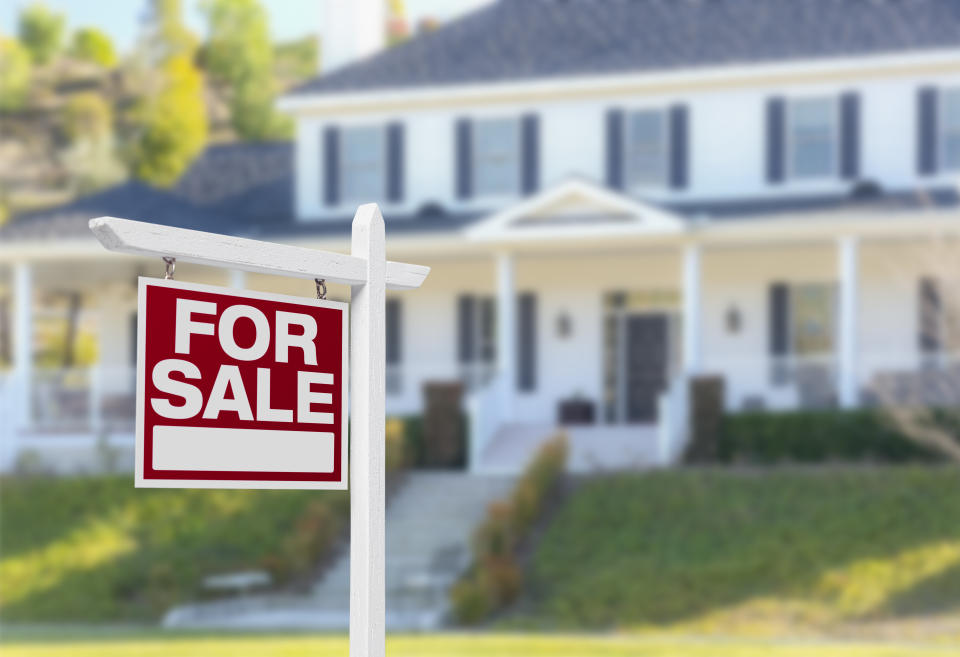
163 472 514 631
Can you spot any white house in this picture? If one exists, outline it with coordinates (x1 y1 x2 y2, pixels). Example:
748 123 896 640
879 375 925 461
3 0 960 473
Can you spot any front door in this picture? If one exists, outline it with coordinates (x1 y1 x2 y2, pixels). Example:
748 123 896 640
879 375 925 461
623 314 669 422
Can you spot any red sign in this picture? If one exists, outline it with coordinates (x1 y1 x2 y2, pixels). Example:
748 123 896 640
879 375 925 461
135 279 348 489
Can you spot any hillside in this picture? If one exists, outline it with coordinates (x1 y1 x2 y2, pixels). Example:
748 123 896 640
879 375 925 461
516 467 960 640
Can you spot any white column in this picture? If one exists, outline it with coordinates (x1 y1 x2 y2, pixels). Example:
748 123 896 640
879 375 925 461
838 236 859 409
496 252 515 420
6 262 33 467
682 243 702 376
349 205 386 657
229 269 246 289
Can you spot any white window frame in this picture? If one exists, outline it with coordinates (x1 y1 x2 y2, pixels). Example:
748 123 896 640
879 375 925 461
786 95 840 181
471 117 521 199
941 86 960 172
340 125 386 202
623 107 669 190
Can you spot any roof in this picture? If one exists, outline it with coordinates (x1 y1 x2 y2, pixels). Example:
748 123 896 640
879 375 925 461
289 0 960 97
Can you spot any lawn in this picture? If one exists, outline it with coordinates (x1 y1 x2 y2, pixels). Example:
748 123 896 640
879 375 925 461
0 475 348 621
1 631 957 657
518 466 960 638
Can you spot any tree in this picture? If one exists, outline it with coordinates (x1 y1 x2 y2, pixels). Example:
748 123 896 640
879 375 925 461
71 27 117 68
0 36 32 111
60 92 125 192
61 92 112 142
143 0 197 63
129 54 207 186
17 2 65 65
201 0 289 140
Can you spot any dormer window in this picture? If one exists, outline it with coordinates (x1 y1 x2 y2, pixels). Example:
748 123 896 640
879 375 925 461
787 97 838 179
341 126 385 201
942 87 960 171
625 109 668 187
473 118 520 197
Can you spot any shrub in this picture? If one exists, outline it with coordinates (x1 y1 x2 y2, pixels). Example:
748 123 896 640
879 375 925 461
451 434 568 625
718 409 942 464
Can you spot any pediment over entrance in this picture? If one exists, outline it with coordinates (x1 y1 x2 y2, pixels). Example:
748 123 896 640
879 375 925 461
465 178 685 242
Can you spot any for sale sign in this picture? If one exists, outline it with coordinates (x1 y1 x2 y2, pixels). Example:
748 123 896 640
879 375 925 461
135 278 348 489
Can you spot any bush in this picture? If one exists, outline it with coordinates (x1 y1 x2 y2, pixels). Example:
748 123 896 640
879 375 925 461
451 434 567 625
389 414 467 470
718 409 942 464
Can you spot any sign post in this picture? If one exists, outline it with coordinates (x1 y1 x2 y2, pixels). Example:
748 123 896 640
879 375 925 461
90 203 426 657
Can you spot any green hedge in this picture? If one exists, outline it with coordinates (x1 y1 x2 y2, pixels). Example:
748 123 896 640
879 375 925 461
717 409 942 464
391 414 467 469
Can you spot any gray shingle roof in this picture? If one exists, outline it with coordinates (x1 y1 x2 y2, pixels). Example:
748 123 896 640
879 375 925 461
289 0 960 97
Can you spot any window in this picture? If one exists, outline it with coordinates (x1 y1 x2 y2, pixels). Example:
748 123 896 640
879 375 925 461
341 126 384 201
789 283 836 356
918 277 960 359
625 109 667 187
942 88 960 171
788 97 837 179
457 295 496 389
473 118 519 196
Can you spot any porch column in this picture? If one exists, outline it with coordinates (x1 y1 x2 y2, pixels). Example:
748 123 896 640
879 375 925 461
838 236 859 409
496 252 515 421
13 262 33 445
682 243 702 376
229 269 246 289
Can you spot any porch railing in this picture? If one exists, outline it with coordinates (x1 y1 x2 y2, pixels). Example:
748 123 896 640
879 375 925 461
28 365 136 435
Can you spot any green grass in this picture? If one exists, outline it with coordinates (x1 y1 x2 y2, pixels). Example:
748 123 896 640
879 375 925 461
1 630 957 657
0 476 348 622
519 467 960 636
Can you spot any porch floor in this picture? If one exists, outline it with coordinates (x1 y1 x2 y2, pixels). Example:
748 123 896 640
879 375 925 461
478 423 661 474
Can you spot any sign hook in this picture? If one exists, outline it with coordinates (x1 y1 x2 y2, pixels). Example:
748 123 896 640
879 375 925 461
163 257 176 280
315 278 327 300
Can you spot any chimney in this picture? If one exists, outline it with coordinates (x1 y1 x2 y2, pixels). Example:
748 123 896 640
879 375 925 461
321 0 386 73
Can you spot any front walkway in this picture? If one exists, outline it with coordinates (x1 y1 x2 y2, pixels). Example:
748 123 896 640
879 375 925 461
478 423 662 474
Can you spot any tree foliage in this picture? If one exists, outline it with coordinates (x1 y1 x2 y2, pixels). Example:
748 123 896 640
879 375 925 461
17 2 65 65
71 27 117 68
0 36 32 111
62 92 112 142
201 0 290 140
130 54 208 187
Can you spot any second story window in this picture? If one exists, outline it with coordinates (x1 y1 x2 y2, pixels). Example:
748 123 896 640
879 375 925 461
341 126 385 201
787 97 838 179
625 109 667 187
942 88 960 171
473 118 519 197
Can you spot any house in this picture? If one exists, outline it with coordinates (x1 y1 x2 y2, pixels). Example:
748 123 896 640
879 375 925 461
3 0 960 473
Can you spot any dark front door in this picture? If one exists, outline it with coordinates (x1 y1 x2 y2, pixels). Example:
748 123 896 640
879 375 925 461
624 314 669 422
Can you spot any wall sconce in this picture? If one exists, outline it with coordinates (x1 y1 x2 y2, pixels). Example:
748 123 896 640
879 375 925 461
725 305 742 334
556 311 573 339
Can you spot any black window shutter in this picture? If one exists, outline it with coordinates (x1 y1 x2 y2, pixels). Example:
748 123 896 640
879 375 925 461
918 87 939 176
386 298 402 365
521 114 539 195
387 122 404 202
323 125 340 206
457 295 475 363
769 283 789 356
766 98 785 184
455 118 472 199
840 92 860 180
919 277 942 353
669 104 689 189
517 292 537 391
605 108 624 189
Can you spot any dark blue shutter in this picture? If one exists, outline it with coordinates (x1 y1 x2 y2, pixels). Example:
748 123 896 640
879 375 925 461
669 104 689 189
919 277 941 353
517 292 537 391
766 98 785 184
323 126 340 206
521 114 539 195
840 92 860 180
605 108 624 189
769 283 789 356
386 298 402 364
457 295 475 363
387 122 404 203
455 118 472 199
918 87 938 176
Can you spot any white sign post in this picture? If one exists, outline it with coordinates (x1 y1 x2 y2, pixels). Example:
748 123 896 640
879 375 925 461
90 203 427 657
